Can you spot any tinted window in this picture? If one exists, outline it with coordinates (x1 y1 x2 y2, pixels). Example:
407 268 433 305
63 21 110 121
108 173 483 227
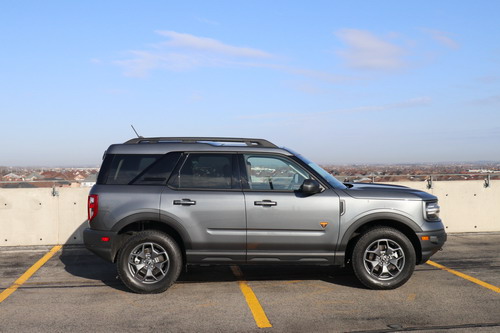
98 153 180 185
132 153 181 185
244 155 311 191
169 154 233 189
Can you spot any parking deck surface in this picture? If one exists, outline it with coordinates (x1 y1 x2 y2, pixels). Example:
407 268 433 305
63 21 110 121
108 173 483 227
1 233 499 332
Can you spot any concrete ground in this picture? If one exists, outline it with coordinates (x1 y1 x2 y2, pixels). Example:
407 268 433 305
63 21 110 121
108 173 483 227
0 233 499 332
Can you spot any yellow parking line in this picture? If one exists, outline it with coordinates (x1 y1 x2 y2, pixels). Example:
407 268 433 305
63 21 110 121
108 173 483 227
231 266 272 328
0 245 62 303
427 260 500 293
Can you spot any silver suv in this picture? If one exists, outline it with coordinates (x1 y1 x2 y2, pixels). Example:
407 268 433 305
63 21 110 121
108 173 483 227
84 137 446 293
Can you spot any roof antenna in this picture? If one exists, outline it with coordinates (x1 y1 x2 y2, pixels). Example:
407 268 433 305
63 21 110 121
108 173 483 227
131 125 143 138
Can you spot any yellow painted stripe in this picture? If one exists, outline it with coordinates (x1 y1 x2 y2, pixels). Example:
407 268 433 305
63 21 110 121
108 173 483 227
0 245 62 303
427 260 500 293
231 266 272 328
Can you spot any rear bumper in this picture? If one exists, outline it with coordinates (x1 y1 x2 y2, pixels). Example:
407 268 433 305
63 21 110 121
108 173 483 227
416 229 447 264
83 228 118 262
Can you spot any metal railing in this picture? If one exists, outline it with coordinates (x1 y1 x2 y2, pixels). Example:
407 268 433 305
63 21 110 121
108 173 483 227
0 179 95 191
336 173 499 188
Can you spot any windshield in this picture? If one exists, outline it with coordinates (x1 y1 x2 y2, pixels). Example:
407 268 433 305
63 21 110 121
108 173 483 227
293 152 347 190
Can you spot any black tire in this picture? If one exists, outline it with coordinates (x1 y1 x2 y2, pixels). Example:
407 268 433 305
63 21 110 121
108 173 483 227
352 227 415 290
117 231 182 294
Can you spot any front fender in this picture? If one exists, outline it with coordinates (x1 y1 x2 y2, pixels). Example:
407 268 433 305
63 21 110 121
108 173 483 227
336 212 422 256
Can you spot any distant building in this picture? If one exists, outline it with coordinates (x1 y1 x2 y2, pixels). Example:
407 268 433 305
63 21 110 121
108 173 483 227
2 173 23 181
74 174 86 181
82 173 97 187
25 172 42 181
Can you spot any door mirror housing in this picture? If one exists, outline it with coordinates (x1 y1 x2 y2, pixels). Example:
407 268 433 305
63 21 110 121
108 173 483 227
300 179 321 195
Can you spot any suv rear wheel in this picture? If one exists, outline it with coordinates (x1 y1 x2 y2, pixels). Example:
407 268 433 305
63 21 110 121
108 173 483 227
352 227 415 290
117 231 182 294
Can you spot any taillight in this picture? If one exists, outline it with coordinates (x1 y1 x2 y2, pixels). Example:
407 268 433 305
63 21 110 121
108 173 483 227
88 194 99 222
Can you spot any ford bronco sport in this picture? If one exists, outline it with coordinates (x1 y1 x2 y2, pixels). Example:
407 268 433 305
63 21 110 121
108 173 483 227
84 137 446 293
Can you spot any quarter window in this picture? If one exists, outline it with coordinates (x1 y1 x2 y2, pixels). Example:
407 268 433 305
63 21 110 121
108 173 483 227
97 153 180 185
132 153 181 185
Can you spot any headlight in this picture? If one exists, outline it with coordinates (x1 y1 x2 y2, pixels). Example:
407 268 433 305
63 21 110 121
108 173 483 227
424 201 440 221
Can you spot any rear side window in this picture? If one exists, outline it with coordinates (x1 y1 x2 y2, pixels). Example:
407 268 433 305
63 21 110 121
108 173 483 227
98 153 181 185
168 153 235 190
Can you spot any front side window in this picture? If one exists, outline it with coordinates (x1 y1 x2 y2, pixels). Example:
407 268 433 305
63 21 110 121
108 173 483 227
169 154 234 190
243 155 311 191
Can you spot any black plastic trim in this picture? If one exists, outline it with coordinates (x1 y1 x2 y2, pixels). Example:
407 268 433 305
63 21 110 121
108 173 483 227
336 212 422 255
83 228 117 262
109 211 192 251
417 229 447 264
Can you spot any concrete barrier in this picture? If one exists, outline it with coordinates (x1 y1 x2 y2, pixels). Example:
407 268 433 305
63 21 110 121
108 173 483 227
0 188 89 246
393 180 500 233
0 181 498 246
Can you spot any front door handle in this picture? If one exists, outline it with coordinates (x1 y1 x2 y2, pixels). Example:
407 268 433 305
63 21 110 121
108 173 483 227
254 200 277 207
173 199 196 206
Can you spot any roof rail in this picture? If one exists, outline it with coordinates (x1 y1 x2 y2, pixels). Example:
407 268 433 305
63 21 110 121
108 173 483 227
124 137 278 148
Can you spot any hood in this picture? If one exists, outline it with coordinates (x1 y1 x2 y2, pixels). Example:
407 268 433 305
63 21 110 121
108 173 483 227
343 182 436 201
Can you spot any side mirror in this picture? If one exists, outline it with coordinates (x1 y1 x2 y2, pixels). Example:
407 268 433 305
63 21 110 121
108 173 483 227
300 179 320 195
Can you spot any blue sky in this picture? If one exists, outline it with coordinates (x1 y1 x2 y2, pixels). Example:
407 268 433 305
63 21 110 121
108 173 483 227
1 1 499 166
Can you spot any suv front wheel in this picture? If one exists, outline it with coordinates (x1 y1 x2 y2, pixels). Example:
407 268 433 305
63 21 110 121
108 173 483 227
352 227 415 290
117 231 182 294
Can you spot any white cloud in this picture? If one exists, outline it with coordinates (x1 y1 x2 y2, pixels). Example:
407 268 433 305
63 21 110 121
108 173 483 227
115 31 273 77
115 50 210 77
423 29 459 49
114 30 360 84
155 30 273 58
336 29 407 71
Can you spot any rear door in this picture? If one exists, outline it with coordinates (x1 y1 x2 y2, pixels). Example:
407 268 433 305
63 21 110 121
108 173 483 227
161 153 246 263
241 154 340 263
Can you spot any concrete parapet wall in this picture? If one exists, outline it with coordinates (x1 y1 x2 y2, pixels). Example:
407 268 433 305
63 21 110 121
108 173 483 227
0 188 89 246
393 180 500 233
0 181 498 246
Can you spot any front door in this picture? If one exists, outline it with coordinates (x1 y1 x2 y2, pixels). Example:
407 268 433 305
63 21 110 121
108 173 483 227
241 154 340 263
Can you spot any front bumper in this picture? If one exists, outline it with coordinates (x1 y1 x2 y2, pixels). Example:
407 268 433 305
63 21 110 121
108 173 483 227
416 229 447 264
83 228 119 262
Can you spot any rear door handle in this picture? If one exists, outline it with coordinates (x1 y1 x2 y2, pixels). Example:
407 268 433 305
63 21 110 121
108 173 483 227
254 200 277 207
173 199 196 206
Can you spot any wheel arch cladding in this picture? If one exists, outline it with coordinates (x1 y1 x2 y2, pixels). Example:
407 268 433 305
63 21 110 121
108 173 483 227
341 214 422 265
112 215 190 263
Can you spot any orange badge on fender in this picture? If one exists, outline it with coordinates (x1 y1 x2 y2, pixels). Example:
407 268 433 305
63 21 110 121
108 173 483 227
320 222 328 229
